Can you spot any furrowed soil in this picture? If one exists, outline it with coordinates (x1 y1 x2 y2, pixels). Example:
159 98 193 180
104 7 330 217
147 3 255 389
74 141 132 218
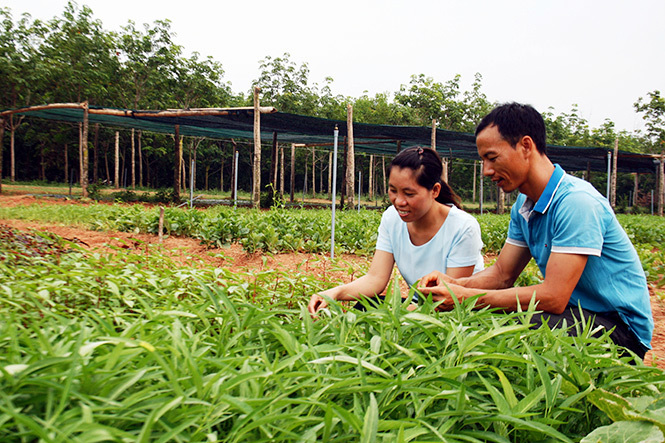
1 193 664 369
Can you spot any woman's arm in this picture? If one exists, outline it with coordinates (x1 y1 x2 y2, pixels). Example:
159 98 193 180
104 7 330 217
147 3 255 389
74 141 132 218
308 250 395 314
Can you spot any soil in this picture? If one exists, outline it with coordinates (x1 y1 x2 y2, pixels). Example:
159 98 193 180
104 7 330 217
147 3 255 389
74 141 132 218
1 193 664 369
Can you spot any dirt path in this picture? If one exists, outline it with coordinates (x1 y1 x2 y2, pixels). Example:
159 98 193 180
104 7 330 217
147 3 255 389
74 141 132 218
1 193 663 368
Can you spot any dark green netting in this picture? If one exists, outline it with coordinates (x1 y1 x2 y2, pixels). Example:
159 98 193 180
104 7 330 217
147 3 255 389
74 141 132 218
12 105 659 174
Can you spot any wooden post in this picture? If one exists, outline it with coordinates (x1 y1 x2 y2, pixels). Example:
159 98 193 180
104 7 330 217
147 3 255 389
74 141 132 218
431 119 436 150
633 173 639 208
81 102 89 198
610 138 618 208
252 86 261 208
280 145 285 198
346 104 355 209
381 156 387 196
396 140 402 154
158 207 165 243
369 154 374 200
93 123 99 183
658 155 665 217
64 143 68 184
497 188 505 214
290 143 296 203
173 124 181 201
472 161 477 202
114 131 120 188
131 128 136 189
312 147 316 196
138 130 143 187
9 114 16 182
271 131 278 194
0 118 4 193
230 140 238 200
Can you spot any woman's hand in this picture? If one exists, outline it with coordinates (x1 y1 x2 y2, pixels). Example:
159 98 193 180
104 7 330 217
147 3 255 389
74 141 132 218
308 293 330 316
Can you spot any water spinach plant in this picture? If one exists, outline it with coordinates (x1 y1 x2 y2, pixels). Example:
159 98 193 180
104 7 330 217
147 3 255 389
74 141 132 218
1 225 665 442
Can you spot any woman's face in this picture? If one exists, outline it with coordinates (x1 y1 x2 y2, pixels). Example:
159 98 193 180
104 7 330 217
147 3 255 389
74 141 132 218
388 166 440 223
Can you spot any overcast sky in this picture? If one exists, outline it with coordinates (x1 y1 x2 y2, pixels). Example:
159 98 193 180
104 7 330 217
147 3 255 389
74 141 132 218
5 0 664 132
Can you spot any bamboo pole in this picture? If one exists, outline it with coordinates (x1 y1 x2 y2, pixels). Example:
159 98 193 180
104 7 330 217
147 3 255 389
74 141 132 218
0 103 277 117
346 104 355 209
252 87 261 208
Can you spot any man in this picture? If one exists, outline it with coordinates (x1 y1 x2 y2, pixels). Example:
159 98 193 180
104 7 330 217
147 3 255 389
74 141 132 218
418 102 653 359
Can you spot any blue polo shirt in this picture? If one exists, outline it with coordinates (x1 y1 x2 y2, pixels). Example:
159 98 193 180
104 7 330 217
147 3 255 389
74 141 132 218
506 164 653 350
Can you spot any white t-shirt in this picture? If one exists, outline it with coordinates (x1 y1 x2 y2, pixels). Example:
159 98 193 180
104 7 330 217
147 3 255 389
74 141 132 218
375 205 484 288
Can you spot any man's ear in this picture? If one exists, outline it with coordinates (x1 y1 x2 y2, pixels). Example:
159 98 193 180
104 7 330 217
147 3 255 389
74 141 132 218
520 135 536 157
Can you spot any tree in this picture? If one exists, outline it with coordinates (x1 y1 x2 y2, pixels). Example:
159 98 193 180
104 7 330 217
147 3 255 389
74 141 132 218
634 90 665 153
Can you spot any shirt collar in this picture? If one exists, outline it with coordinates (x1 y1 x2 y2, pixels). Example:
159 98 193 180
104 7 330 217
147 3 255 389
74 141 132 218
518 164 565 221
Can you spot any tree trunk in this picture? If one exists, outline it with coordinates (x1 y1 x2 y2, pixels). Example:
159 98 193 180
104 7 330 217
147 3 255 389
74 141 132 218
252 87 262 208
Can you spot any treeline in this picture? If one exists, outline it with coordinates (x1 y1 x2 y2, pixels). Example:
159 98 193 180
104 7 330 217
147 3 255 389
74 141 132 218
1 2 663 201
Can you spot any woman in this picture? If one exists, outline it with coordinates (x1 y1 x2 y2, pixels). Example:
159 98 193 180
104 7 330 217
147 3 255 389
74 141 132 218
308 146 484 314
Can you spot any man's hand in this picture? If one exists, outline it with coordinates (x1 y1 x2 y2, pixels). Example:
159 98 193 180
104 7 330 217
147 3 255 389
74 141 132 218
417 271 464 311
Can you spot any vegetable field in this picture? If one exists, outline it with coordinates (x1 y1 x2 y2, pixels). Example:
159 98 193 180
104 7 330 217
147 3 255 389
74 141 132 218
2 194 665 442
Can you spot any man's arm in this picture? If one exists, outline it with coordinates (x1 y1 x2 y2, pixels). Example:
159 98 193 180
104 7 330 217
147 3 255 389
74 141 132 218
420 243 532 290
419 247 588 313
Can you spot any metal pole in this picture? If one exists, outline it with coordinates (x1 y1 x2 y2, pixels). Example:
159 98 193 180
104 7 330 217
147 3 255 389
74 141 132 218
331 126 339 259
233 151 239 208
606 151 611 199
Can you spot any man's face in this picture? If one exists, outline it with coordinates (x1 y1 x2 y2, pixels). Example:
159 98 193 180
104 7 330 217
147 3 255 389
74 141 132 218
476 124 529 193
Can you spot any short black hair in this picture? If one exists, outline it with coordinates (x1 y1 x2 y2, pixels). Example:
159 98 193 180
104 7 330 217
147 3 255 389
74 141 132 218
475 102 547 154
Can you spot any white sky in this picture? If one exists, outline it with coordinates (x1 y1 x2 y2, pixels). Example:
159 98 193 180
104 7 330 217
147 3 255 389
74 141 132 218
4 0 665 132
